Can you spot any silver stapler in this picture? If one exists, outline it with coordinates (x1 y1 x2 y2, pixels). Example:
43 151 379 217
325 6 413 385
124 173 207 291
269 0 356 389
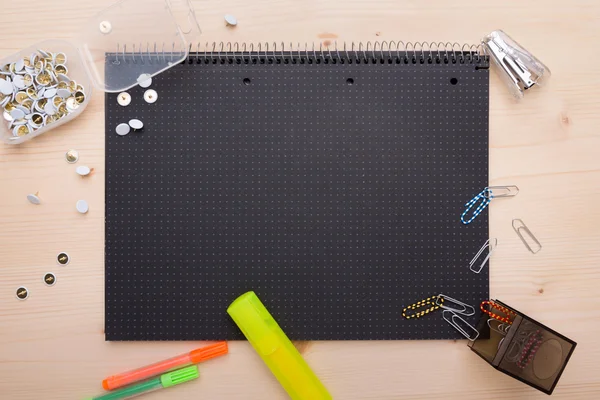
482 30 550 99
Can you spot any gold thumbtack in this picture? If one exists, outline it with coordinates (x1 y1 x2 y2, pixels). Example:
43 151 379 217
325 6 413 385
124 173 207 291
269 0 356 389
53 53 67 65
74 91 85 104
65 149 79 163
16 286 29 300
54 64 67 74
57 252 70 265
15 92 29 104
43 272 56 286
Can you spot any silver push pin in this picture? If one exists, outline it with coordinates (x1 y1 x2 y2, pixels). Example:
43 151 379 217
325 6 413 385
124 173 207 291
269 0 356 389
27 192 41 205
99 21 112 34
76 166 93 176
116 123 130 136
117 92 131 106
224 14 238 26
128 119 143 131
137 74 152 88
482 30 550 100
144 89 157 104
76 199 89 214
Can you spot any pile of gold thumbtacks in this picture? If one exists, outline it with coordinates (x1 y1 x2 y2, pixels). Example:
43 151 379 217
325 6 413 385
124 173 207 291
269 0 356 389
0 49 86 139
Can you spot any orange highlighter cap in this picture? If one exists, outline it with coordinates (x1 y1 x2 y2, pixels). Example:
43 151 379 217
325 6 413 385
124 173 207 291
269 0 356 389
190 341 228 363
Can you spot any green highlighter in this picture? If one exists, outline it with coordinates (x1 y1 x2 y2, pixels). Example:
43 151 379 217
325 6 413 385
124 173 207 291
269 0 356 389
84 365 198 400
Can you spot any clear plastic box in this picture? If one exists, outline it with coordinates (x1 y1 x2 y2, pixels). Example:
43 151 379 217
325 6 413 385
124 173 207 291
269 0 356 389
468 300 576 395
482 30 550 100
0 0 201 145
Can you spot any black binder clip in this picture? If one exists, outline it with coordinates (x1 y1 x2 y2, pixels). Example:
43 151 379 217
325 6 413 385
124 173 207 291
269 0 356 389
482 30 550 99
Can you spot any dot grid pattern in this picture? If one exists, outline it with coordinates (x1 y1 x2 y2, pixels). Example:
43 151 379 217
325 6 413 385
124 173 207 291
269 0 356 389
104 52 489 341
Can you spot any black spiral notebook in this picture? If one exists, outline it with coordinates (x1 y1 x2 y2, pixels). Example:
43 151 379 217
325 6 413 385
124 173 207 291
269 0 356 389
105 43 490 341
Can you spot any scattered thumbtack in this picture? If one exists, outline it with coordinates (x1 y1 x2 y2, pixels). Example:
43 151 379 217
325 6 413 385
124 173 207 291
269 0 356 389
116 123 130 136
129 119 143 131
144 89 158 104
117 92 131 106
224 14 238 26
27 192 41 205
137 74 152 88
57 252 70 265
65 149 79 163
76 200 89 214
76 166 93 176
43 272 56 286
16 286 29 300
99 20 112 34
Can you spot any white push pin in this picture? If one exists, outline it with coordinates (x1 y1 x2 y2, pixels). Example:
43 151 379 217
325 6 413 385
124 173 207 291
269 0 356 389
224 14 238 26
0 79 13 95
143 89 157 104
15 59 25 72
137 74 152 88
57 89 71 99
117 92 131 106
44 101 57 116
116 123 130 136
27 192 41 205
76 200 89 214
12 75 25 89
76 166 92 176
10 109 25 120
128 119 143 131
44 88 57 98
99 20 112 34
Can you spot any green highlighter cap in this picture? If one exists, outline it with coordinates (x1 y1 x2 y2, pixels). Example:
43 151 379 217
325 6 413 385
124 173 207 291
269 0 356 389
161 365 199 388
228 291 332 400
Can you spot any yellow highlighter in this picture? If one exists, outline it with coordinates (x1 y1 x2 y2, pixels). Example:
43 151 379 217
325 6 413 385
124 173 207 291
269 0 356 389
227 291 332 400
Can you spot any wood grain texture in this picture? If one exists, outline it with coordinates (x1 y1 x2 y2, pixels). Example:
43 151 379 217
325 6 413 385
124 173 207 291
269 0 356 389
1 0 599 398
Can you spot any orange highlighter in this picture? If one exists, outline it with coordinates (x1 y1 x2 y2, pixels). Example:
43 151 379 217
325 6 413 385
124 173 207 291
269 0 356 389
102 341 228 391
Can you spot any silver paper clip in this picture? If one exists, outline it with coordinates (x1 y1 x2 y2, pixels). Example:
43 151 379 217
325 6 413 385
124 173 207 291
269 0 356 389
504 338 523 362
512 219 542 254
485 185 519 199
487 318 511 336
482 30 550 100
436 294 475 316
443 310 479 341
469 238 497 274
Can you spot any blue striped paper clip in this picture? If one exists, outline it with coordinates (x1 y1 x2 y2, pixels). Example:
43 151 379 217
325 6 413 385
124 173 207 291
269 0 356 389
461 185 519 225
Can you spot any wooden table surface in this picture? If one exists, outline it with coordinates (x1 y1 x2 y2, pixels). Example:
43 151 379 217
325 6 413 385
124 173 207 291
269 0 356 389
1 0 599 398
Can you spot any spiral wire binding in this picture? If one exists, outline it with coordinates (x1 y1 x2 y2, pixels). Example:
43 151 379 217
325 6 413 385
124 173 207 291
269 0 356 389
112 42 181 65
110 41 488 65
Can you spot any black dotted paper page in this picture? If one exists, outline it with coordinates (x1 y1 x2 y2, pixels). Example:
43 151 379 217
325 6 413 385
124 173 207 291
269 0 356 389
105 52 489 340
